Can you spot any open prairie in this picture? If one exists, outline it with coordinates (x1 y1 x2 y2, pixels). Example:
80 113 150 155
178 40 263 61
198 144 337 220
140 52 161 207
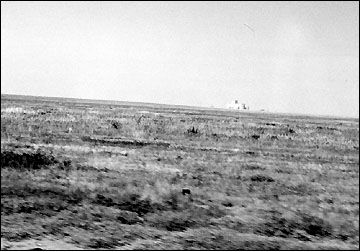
1 94 359 250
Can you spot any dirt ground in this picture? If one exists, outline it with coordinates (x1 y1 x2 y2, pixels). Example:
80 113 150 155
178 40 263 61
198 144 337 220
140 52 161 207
1 237 82 250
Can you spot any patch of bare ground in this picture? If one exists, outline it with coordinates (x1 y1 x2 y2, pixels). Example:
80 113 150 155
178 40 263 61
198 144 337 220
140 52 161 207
1 237 82 250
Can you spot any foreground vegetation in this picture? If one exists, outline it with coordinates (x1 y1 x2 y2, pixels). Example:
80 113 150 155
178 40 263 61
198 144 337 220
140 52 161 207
1 94 359 250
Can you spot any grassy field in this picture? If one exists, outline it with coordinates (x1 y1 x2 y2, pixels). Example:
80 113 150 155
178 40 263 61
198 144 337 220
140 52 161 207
1 94 359 250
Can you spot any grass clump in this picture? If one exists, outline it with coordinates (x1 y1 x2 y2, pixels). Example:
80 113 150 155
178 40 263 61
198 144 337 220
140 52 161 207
145 203 227 232
91 192 165 217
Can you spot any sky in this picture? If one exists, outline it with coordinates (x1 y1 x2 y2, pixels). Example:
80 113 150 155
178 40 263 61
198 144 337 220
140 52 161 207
1 1 359 118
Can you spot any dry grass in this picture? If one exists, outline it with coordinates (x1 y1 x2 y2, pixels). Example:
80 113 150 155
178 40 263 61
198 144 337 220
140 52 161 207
1 94 359 250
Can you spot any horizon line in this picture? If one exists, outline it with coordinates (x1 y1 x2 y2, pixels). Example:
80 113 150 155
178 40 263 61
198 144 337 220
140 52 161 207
1 93 359 120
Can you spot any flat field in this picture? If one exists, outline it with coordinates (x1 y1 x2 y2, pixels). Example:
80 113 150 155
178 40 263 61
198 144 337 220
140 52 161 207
1 94 359 250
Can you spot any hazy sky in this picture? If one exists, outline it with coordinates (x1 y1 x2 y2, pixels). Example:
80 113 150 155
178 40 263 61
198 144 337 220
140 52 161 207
1 1 359 117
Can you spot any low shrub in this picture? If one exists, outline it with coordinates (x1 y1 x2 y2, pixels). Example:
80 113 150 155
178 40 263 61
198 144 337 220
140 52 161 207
187 126 200 135
1 150 58 170
250 174 275 182
256 212 333 239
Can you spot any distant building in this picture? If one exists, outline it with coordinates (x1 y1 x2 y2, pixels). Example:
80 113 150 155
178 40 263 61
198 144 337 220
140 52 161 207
226 100 249 110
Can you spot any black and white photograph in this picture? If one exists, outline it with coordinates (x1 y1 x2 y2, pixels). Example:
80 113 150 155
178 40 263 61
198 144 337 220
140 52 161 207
1 1 359 250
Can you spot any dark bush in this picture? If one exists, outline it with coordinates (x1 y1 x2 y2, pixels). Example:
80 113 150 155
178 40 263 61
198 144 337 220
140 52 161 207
116 210 143 225
251 135 260 140
1 150 58 170
187 126 199 134
298 213 333 237
111 120 121 130
182 188 191 195
222 201 233 207
2 184 86 216
94 194 115 207
288 128 296 134
250 174 275 182
257 212 333 239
